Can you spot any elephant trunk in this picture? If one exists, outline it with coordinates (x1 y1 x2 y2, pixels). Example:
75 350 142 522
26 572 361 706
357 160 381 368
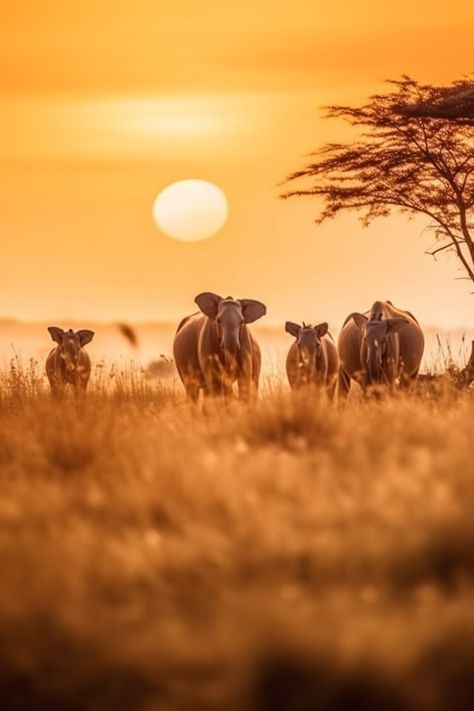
299 347 316 382
366 349 384 385
221 331 240 366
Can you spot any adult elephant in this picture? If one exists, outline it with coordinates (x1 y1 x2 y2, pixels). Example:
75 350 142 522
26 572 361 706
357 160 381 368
173 292 266 403
338 300 424 395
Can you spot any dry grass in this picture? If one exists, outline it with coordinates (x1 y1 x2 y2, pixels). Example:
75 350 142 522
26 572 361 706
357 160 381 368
0 361 473 710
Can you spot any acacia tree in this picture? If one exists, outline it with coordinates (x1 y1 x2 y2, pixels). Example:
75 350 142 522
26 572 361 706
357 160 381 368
398 78 474 125
283 76 474 282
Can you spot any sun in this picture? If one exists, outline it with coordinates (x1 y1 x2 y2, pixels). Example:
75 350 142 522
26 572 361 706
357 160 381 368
152 179 228 242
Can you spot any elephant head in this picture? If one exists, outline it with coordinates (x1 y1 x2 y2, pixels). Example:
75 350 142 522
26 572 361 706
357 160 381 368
286 321 328 378
352 314 408 384
195 292 266 363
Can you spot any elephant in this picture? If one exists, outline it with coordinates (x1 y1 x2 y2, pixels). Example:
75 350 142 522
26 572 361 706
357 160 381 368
338 300 424 395
173 292 266 403
46 327 95 396
285 321 339 398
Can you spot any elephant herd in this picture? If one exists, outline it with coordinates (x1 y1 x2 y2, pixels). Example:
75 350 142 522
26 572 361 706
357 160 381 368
173 292 424 402
44 293 425 400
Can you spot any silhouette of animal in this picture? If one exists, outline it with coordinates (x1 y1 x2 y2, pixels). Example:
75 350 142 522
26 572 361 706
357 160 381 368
173 292 266 403
285 321 339 398
338 300 424 394
45 327 95 395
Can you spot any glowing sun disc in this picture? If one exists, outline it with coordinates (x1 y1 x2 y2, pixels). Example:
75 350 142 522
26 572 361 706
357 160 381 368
152 179 228 242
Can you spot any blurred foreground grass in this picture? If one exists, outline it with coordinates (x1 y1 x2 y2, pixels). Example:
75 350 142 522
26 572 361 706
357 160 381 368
0 361 473 710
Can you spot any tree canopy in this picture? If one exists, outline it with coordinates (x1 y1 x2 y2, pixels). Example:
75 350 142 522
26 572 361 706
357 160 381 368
283 77 474 281
397 77 474 125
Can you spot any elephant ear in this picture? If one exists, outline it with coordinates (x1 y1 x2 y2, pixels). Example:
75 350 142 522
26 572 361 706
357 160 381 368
77 329 95 347
386 317 409 334
314 322 328 338
240 299 266 324
195 292 222 319
285 321 300 338
48 326 64 344
352 313 368 330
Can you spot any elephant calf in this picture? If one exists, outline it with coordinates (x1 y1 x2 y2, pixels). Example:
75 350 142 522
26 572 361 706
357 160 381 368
173 292 266 403
46 327 95 395
285 321 339 398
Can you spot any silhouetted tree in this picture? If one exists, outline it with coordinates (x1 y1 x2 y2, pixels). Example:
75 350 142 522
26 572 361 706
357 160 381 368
397 77 474 125
283 77 474 282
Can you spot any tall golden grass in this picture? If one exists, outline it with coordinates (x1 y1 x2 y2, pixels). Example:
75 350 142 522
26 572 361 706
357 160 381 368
0 360 473 710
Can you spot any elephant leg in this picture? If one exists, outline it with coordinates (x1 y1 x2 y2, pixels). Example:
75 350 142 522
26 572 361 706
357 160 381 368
223 382 235 405
203 382 222 399
327 379 337 402
251 348 261 400
338 368 351 398
175 365 194 400
314 370 325 390
73 387 86 403
251 373 259 402
237 355 256 402
202 386 218 416
238 375 253 402
185 382 200 403
399 368 419 390
49 378 65 399
202 370 225 409
398 375 408 390
73 375 89 400
203 378 230 416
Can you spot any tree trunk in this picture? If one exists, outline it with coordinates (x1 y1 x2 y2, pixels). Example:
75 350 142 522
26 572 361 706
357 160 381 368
461 340 474 386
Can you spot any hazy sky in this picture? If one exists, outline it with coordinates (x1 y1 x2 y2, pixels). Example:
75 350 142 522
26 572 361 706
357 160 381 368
1 1 473 328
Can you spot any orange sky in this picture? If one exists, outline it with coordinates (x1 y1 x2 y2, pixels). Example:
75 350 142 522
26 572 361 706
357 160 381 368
1 1 474 329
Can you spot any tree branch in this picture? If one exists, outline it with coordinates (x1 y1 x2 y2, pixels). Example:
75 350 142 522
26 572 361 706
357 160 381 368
283 76 474 284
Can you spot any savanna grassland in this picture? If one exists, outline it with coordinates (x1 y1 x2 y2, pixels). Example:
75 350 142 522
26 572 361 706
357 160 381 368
1 361 474 711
